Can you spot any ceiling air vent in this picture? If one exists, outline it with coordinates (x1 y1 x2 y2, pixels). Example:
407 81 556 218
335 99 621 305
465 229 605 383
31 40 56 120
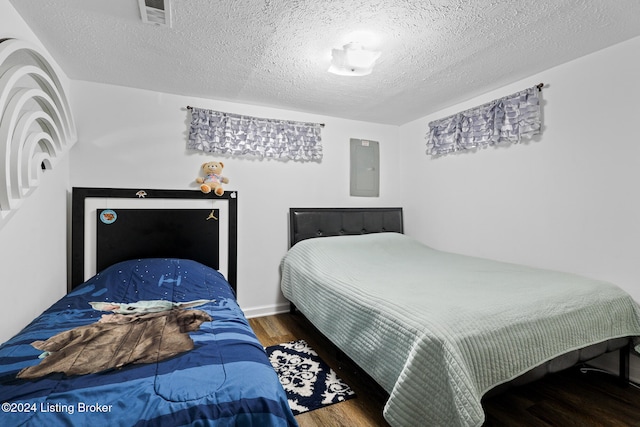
138 0 172 27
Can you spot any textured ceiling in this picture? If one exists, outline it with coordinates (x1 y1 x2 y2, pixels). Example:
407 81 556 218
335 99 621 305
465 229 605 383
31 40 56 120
9 0 640 125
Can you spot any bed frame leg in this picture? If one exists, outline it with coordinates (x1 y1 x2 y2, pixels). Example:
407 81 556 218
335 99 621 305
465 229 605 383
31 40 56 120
619 342 630 387
289 302 297 314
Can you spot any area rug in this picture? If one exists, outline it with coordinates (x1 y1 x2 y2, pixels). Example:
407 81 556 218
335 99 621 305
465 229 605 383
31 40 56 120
265 339 356 415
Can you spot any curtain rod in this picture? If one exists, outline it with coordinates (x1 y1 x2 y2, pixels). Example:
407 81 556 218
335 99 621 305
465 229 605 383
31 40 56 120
186 106 325 127
187 82 543 123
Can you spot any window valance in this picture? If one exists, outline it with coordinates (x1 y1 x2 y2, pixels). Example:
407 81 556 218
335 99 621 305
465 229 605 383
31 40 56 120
426 85 542 157
188 107 323 161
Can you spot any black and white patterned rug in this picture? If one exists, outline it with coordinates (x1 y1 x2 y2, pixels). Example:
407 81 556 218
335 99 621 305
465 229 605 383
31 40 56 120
265 339 356 415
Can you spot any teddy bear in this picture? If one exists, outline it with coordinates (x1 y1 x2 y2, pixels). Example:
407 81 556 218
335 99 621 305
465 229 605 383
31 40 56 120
196 161 229 196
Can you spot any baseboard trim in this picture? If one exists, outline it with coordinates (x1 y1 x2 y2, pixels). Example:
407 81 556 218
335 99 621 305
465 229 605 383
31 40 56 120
242 302 291 319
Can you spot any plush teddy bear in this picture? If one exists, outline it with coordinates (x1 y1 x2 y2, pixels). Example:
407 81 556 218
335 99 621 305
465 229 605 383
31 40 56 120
196 161 229 196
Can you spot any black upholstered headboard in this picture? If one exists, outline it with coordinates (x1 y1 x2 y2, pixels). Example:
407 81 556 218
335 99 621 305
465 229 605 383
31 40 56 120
289 207 403 247
71 187 238 292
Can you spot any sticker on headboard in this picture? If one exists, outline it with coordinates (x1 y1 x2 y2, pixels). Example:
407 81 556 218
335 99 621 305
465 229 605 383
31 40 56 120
100 209 118 224
206 209 218 221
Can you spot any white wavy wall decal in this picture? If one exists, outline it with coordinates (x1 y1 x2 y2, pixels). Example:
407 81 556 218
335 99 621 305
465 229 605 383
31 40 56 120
0 38 77 228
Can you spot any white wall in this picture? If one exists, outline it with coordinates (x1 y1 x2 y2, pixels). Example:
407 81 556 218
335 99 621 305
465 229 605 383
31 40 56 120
399 36 640 376
69 81 402 316
0 0 71 343
400 35 640 300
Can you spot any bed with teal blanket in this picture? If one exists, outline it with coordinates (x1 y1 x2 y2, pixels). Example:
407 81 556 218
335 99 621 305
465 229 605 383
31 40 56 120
0 258 296 426
280 214 640 427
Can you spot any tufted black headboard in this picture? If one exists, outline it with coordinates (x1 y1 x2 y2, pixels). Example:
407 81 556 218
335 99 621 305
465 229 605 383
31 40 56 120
289 207 403 247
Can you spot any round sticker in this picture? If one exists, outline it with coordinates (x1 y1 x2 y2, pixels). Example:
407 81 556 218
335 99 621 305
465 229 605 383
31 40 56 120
100 209 117 224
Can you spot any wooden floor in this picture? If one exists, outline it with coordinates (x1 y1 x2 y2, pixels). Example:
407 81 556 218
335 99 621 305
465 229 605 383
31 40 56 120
249 312 640 427
249 312 390 427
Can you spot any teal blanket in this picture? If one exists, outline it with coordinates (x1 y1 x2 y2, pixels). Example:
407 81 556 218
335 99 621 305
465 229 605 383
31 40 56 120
280 233 640 427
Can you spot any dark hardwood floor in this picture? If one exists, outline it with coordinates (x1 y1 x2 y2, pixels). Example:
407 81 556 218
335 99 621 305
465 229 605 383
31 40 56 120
249 312 640 427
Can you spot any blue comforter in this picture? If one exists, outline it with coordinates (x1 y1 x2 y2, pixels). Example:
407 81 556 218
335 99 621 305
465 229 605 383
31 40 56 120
0 258 297 427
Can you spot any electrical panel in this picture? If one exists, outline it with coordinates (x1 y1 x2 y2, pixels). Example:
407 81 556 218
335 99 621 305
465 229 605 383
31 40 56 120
350 138 379 197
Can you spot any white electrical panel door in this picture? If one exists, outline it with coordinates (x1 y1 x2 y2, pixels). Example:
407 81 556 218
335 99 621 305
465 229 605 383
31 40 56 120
350 138 379 197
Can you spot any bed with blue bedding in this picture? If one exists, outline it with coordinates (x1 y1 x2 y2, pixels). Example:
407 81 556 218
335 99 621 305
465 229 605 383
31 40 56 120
0 188 297 426
0 258 296 426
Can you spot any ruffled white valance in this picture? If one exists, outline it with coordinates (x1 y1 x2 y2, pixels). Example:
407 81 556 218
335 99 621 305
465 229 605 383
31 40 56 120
188 108 323 161
426 85 542 157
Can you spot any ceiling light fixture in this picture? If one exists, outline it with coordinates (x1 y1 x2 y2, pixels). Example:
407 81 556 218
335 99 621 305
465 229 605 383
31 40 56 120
328 42 381 77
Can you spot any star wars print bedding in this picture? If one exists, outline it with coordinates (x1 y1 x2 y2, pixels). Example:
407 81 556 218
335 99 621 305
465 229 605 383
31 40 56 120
0 258 297 426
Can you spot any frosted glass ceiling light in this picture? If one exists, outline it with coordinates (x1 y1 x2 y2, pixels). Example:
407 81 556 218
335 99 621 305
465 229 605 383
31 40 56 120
328 42 381 76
